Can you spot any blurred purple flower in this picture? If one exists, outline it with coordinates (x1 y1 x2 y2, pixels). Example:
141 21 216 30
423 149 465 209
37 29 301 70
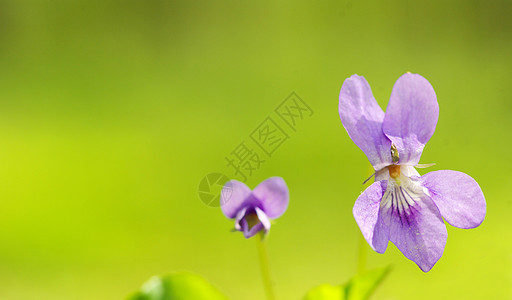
220 177 289 238
339 73 486 272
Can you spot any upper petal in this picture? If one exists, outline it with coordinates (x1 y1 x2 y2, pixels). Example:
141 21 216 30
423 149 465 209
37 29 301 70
382 73 439 165
220 180 252 219
380 187 447 272
339 75 392 170
421 170 486 229
353 181 388 252
252 177 289 219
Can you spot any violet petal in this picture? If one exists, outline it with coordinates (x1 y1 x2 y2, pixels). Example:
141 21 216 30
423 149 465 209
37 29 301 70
339 75 392 170
382 192 447 272
221 180 252 219
252 177 289 219
422 170 486 229
255 207 271 231
382 73 438 165
353 181 387 252
234 207 248 231
242 217 264 239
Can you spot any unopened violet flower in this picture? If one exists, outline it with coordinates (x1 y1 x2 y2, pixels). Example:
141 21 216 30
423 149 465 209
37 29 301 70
220 177 289 238
339 73 486 272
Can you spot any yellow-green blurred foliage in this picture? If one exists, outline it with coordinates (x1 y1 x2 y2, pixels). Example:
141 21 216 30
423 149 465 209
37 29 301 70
0 1 510 299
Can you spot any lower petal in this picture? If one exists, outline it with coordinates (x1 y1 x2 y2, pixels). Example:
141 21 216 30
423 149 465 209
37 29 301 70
382 189 447 272
237 207 268 239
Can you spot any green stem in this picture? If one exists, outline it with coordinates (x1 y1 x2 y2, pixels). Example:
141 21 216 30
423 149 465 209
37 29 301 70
357 233 367 275
256 233 276 300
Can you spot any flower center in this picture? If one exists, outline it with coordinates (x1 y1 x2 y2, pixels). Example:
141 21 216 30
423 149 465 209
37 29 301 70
245 212 260 230
388 165 401 179
391 143 399 163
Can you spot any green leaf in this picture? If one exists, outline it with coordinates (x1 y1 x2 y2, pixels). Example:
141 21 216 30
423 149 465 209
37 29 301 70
302 266 391 300
345 266 391 300
127 272 229 300
303 283 346 300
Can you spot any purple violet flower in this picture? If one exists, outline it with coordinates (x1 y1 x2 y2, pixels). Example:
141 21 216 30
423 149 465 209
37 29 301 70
220 177 289 238
339 73 486 272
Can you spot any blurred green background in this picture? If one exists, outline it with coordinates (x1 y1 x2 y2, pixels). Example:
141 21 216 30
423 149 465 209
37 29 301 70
0 0 510 299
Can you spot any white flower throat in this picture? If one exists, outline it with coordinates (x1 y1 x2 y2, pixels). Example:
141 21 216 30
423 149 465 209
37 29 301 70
375 149 430 219
379 166 424 214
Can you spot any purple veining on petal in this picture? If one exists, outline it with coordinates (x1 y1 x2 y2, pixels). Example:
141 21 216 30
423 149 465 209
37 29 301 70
375 184 447 272
342 73 485 272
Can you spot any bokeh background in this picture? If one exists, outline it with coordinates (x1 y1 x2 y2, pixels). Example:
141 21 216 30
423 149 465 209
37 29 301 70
0 0 511 299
